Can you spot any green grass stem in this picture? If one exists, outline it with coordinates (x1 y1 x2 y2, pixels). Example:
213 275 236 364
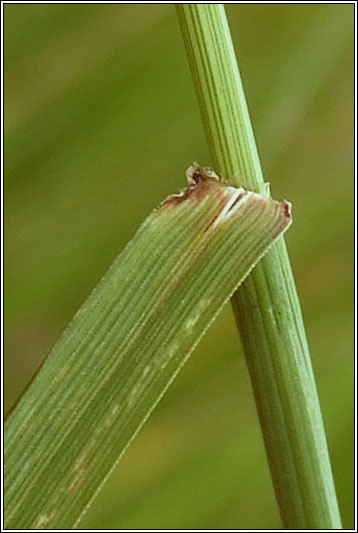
176 4 341 529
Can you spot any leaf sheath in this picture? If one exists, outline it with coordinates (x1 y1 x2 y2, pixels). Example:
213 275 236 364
5 168 290 529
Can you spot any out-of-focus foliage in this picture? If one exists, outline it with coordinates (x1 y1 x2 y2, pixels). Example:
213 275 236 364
4 4 353 529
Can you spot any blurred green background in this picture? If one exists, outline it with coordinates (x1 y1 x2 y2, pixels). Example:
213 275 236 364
4 4 354 529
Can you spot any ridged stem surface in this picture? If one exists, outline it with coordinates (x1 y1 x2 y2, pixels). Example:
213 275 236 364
177 4 341 529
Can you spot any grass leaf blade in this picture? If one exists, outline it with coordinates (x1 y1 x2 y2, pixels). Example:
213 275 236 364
4 167 291 529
